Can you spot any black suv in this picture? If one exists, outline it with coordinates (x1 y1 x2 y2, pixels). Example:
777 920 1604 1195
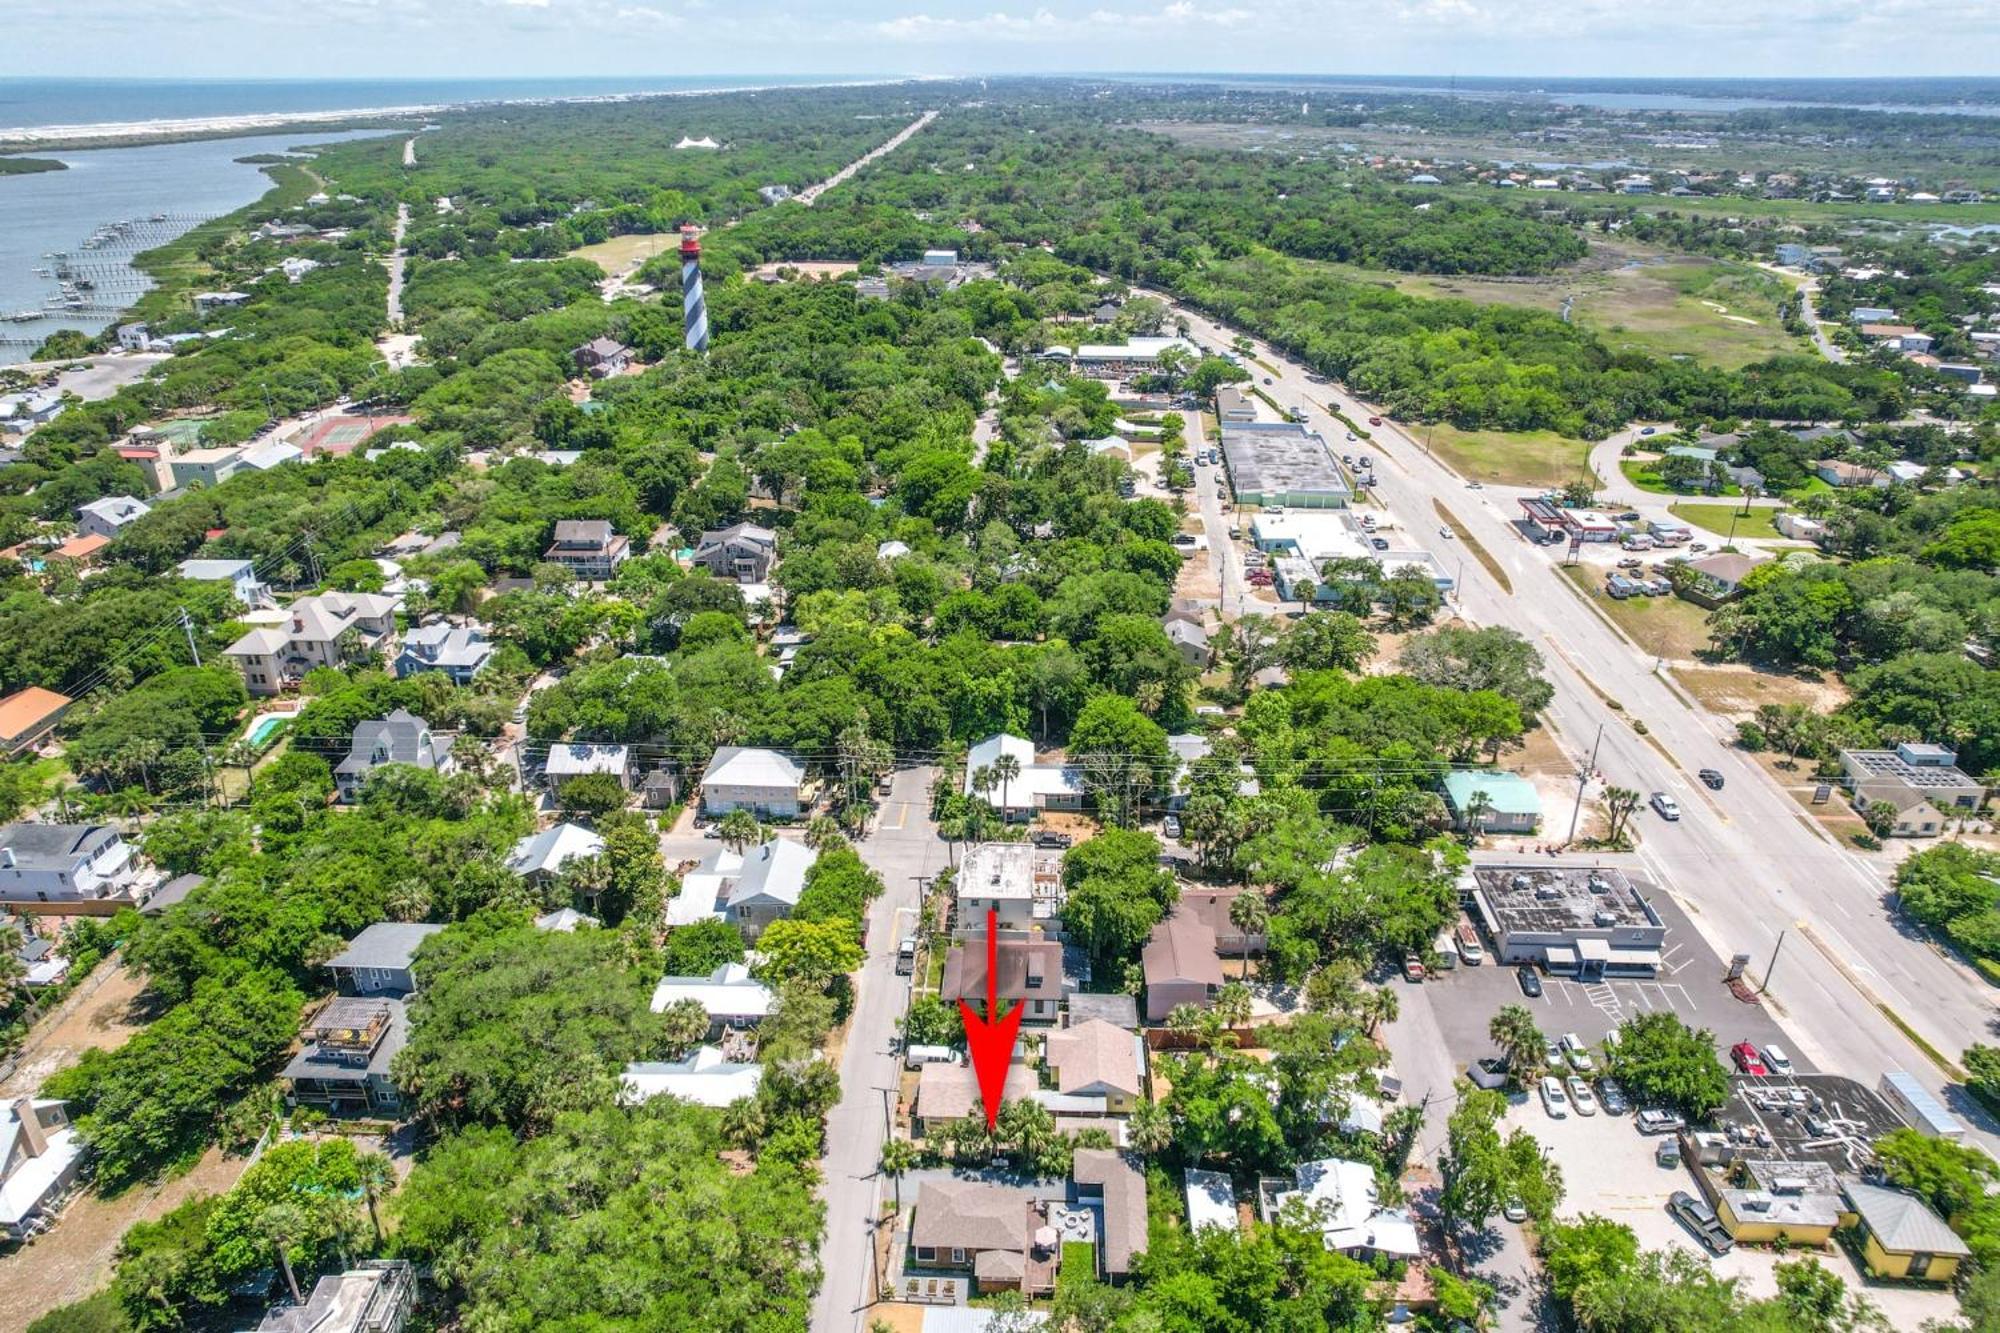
1031 830 1073 849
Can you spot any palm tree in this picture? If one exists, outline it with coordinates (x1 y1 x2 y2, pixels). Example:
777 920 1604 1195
1462 789 1495 845
1228 891 1269 980
879 1135 919 1214
1128 1100 1173 1155
1213 982 1253 1031
1489 1003 1546 1082
1165 1003 1204 1045
718 808 763 854
803 815 842 850
720 1097 767 1150
991 754 1021 818
357 1152 393 1246
1602 786 1641 844
1357 984 1399 1036
259 1201 310 1305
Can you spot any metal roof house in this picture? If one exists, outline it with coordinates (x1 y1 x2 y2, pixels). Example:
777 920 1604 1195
702 746 807 818
507 822 606 880
619 1046 763 1108
1845 1180 1970 1282
722 838 817 940
1441 771 1542 834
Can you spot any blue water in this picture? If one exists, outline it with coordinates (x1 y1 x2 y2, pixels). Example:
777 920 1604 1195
0 128 392 353
246 715 288 747
0 77 863 135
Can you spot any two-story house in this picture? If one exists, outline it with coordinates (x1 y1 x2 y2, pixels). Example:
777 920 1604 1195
393 622 494 684
691 522 778 583
954 842 1063 939
723 838 816 941
283 922 444 1117
177 558 274 611
74 494 150 541
542 520 630 580
327 922 444 997
224 591 403 696
702 746 807 818
1 1097 84 1239
942 938 1064 1024
332 710 452 803
0 823 148 907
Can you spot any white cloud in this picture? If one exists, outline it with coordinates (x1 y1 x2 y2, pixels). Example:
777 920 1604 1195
873 2 1253 42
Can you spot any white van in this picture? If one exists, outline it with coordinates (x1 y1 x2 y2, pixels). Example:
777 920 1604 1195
1456 919 1485 966
1433 928 1459 970
904 1044 962 1069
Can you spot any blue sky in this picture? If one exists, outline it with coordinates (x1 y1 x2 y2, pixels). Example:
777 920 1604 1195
9 0 1999 80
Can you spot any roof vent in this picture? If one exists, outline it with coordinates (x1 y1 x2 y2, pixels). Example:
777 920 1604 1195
1593 911 1618 928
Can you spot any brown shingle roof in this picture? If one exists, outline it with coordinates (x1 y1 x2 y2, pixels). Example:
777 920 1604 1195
942 939 1063 1005
912 1179 1031 1253
1045 1019 1141 1099
1142 905 1224 989
1072 1149 1148 1275
916 1062 1036 1123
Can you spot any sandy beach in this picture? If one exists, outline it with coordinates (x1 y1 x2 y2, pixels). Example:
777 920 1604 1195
0 77 922 150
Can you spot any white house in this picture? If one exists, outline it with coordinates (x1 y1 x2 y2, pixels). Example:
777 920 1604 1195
723 837 817 940
545 742 634 791
177 558 273 609
0 1097 85 1239
964 733 1084 821
223 590 402 696
650 961 775 1033
1260 1157 1421 1262
0 823 149 906
620 1046 764 1107
74 495 150 540
506 822 606 880
702 746 807 818
954 842 1063 939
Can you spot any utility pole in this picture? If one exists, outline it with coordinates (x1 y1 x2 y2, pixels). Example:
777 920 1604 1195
1566 722 1605 845
177 605 201 666
1762 929 1788 992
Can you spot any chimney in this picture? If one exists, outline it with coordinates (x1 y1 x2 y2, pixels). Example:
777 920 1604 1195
12 1097 48 1158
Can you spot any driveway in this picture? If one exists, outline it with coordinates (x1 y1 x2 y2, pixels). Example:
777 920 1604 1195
811 767 949 1333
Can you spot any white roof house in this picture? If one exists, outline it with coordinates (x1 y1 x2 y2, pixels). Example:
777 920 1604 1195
545 742 632 785
723 838 816 915
667 843 739 926
964 733 1084 818
649 961 775 1026
1 1097 85 1239
1185 1167 1240 1234
506 822 605 878
620 1046 763 1107
534 907 600 932
1262 1157 1421 1260
702 746 807 816
240 441 304 471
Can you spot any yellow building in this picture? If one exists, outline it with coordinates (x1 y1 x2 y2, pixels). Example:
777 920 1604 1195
1846 1181 1970 1283
1712 1162 1851 1246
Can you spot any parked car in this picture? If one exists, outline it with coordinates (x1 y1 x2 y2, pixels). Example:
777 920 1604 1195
1503 1197 1529 1223
1345 431 1358 442
1690 542 1709 552
895 937 917 976
1031 830 1073 849
1402 953 1425 983
1699 769 1725 790
1618 557 1643 569
1247 570 1274 586
1371 537 1390 551
1517 965 1543 998
1650 791 1682 821
1616 511 1642 522
1635 1109 1685 1136
1598 1078 1631 1115
1439 526 1455 539
1763 1043 1794 1076
1656 1136 1682 1168
1568 1077 1598 1115
1467 480 1484 490
1731 1041 1769 1076
1539 1076 1570 1118
1544 1037 1564 1071
1639 426 1657 436
1228 526 1242 539
1162 814 1182 839
1669 1191 1734 1256
1562 1033 1597 1076
1262 376 1273 385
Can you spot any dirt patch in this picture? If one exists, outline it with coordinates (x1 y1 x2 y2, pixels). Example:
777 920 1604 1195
1 958 154 1100
747 261 859 281
1745 751 1872 842
0 1144 252 1329
1670 664 1847 720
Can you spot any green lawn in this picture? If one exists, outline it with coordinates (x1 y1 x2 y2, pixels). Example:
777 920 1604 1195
1426 424 1595 490
1668 502 1784 541
1062 1242 1096 1282
1559 564 1717 662
1621 458 1743 498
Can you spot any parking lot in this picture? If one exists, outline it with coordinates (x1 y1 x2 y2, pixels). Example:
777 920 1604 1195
1424 886 1797 1073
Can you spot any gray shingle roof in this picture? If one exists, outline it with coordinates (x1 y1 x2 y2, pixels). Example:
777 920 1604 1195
1846 1181 1971 1257
324 922 444 973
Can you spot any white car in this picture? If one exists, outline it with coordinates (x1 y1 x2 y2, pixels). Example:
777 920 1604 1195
1763 1043 1794 1076
1438 525 1456 539
1561 1033 1596 1076
1568 1077 1598 1115
1539 1075 1569 1119
1650 791 1682 821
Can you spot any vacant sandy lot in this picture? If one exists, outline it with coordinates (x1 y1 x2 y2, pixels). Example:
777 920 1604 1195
1 957 153 1099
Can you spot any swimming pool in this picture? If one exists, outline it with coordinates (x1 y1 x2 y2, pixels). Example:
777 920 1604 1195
246 715 288 748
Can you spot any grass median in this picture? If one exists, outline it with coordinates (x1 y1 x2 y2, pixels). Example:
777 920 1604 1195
1431 500 1511 594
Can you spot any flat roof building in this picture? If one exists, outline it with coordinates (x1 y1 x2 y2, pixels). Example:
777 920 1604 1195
1468 863 1665 979
1840 745 1985 828
955 841 1064 939
1219 422 1351 509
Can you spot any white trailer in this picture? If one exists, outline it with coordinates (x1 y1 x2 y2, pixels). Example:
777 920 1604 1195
1879 1071 1965 1140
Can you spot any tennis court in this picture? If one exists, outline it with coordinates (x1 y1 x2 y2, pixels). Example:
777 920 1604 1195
291 412 413 456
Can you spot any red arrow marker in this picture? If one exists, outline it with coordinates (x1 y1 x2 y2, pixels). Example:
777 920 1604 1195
958 908 1023 1130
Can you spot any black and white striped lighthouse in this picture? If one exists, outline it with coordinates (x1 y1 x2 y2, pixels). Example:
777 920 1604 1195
679 223 709 353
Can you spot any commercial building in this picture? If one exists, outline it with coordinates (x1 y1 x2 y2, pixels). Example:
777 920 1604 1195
1713 1159 1851 1247
1845 1180 1969 1282
1219 421 1352 509
1467 864 1666 979
954 842 1064 939
1061 335 1199 375
1839 744 1986 832
1515 498 1614 542
1214 385 1256 423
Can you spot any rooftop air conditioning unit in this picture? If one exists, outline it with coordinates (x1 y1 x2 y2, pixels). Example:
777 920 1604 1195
1593 911 1618 927
1536 885 1560 900
1510 874 1531 891
1588 875 1610 893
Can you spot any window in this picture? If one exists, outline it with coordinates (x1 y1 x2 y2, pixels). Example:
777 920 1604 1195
951 1248 966 1265
1910 1252 1933 1278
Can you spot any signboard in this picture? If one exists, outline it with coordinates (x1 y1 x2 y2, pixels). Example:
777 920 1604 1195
1812 784 1832 805
1726 953 1751 981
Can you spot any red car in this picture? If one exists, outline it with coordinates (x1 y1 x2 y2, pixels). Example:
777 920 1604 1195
1731 1042 1769 1076
1367 416 1383 426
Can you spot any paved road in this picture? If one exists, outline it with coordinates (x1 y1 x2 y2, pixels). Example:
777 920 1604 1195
1756 262 1845 364
385 202 410 327
798 110 937 206
0 351 170 394
1146 289 1998 1156
811 767 948 1333
1186 411 1251 620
